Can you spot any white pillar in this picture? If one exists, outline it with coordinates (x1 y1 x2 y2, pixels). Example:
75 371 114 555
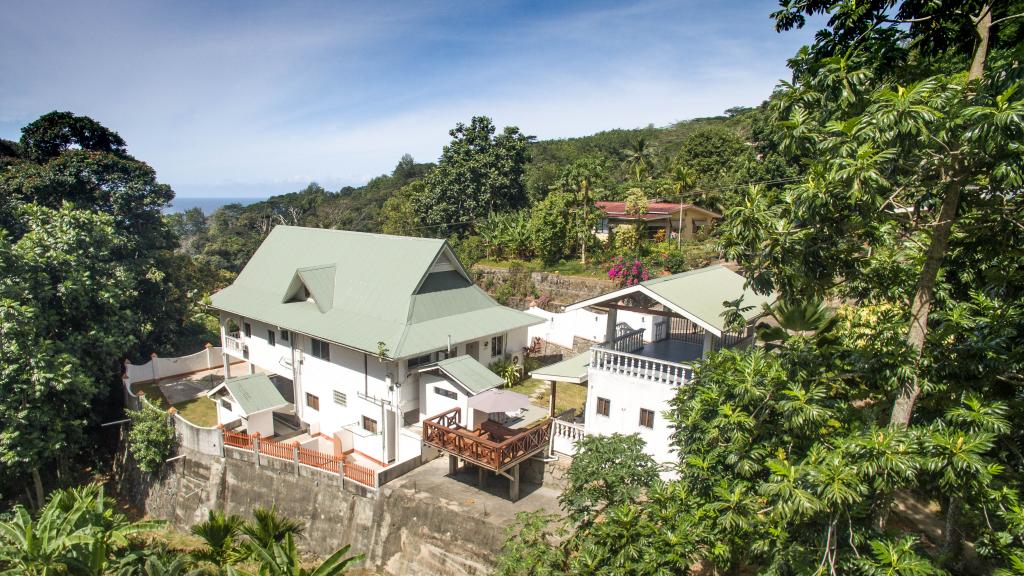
248 362 256 375
702 332 715 358
604 308 618 344
223 353 232 379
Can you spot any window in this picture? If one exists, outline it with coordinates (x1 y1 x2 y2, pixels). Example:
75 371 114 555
434 386 457 400
362 416 378 434
333 390 347 407
220 399 232 411
490 335 504 358
596 397 610 416
243 322 252 337
267 330 276 347
280 329 289 342
407 353 433 369
596 218 609 233
311 338 330 361
305 393 320 411
639 408 655 429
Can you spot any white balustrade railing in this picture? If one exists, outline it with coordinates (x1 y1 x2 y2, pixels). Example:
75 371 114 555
601 327 645 353
224 334 244 354
589 347 693 386
550 419 586 456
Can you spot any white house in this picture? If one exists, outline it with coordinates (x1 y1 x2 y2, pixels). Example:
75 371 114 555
209 226 543 473
533 265 774 466
207 373 290 438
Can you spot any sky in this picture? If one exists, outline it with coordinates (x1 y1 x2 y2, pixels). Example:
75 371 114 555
0 1 820 198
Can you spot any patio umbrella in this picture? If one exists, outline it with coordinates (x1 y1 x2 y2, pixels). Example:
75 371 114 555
467 388 532 413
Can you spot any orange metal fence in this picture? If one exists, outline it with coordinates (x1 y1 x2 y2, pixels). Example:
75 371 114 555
220 429 375 488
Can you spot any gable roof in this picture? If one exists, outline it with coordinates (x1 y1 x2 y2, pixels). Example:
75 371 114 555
596 201 722 220
565 265 774 336
209 227 543 358
420 356 504 395
207 374 290 416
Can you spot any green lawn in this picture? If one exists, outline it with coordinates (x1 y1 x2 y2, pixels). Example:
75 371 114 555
131 380 219 428
508 377 588 416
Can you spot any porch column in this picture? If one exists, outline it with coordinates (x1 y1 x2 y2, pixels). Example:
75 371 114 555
510 463 520 502
548 380 556 417
702 332 715 358
604 307 618 343
222 353 232 379
247 362 256 375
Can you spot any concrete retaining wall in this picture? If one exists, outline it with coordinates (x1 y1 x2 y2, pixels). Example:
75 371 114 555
121 451 512 576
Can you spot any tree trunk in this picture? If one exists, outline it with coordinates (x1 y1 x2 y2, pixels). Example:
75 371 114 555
890 183 963 426
888 4 990 428
943 496 962 554
969 6 992 82
32 467 44 509
580 178 590 265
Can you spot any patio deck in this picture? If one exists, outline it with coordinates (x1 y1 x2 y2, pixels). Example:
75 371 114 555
635 339 704 365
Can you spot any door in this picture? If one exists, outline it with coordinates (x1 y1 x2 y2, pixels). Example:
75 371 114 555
465 341 479 361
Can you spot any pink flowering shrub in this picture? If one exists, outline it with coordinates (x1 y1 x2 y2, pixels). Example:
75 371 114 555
607 256 650 287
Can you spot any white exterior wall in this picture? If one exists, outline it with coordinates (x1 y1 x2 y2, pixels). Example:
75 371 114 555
526 307 660 348
583 369 679 465
247 411 275 437
419 373 467 424
215 396 274 437
243 318 296 379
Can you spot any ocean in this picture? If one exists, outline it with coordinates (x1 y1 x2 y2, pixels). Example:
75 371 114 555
164 197 265 215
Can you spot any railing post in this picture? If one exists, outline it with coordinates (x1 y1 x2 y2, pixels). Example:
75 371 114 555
216 424 225 457
150 352 159 382
252 433 261 468
292 441 300 476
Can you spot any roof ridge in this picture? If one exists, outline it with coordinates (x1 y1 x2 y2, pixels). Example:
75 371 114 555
275 225 446 244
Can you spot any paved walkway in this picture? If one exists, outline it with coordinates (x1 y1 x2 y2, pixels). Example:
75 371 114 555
156 363 262 404
383 456 562 524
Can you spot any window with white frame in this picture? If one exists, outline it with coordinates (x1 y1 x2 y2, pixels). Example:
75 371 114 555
267 330 276 346
490 335 503 358
333 390 347 406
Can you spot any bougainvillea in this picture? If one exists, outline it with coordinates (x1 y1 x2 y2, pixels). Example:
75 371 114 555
607 256 650 287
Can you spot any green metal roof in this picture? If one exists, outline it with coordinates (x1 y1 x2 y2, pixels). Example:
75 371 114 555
566 265 775 336
641 266 773 332
427 356 504 395
209 226 542 358
530 352 591 384
212 374 289 416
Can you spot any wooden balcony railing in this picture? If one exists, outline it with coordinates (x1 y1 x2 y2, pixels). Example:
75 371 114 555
422 407 551 471
589 347 693 386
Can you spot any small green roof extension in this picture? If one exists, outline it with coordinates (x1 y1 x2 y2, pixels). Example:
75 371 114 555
208 374 290 416
423 356 504 395
531 352 590 384
210 226 543 358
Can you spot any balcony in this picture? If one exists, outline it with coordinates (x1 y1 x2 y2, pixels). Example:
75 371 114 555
223 331 244 357
590 327 696 386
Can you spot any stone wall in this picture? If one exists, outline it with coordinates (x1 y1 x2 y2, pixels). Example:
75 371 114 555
119 446 570 576
473 265 616 309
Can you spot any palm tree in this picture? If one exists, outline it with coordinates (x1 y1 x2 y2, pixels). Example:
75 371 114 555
621 137 657 182
239 506 305 552
243 534 362 576
190 510 244 568
666 164 697 247
756 298 836 344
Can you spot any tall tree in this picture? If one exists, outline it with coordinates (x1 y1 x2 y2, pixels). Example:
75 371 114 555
413 116 532 236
